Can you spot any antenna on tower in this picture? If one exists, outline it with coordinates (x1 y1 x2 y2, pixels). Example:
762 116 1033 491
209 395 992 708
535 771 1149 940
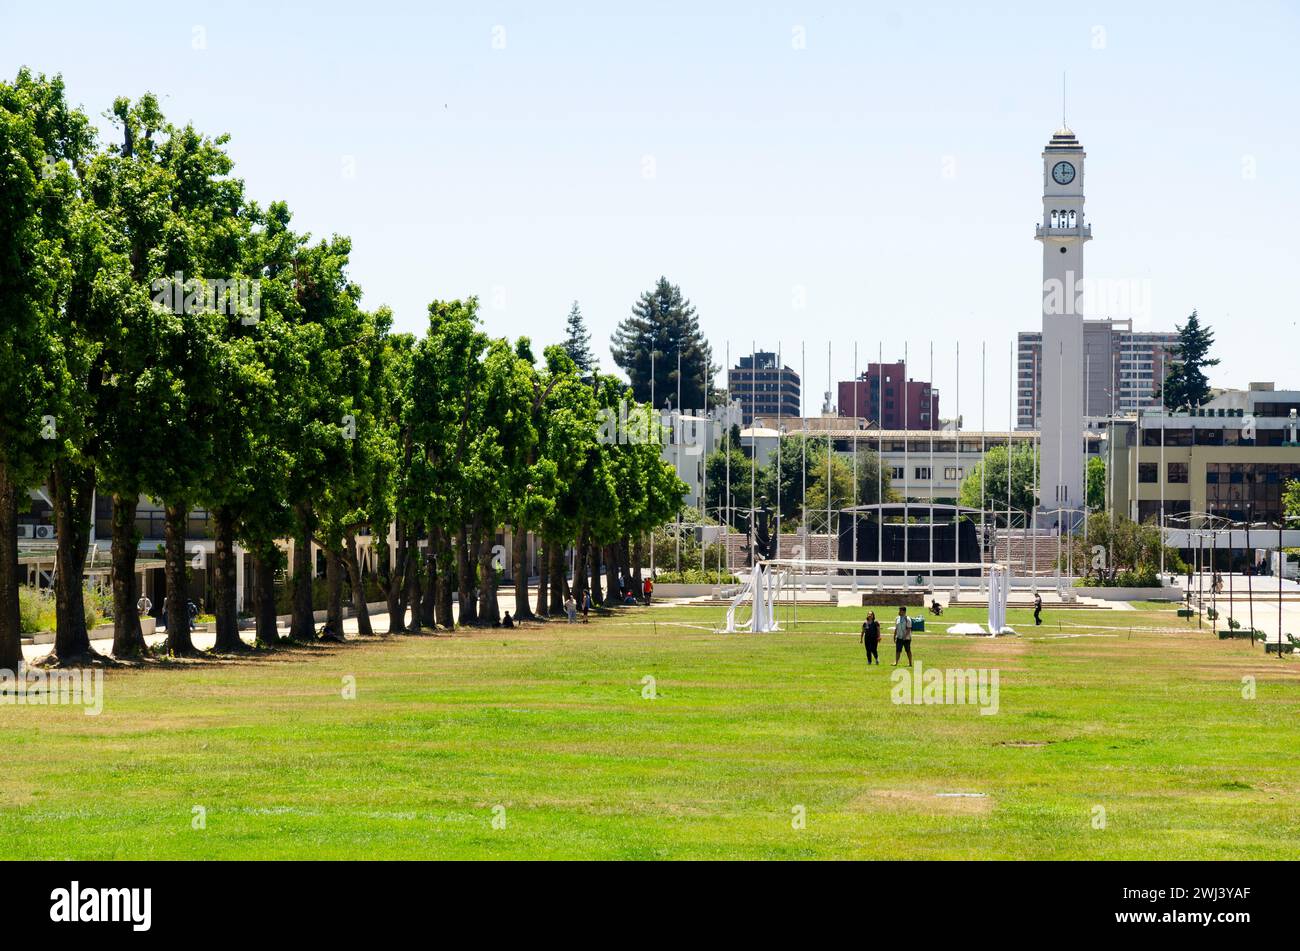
1062 71 1068 130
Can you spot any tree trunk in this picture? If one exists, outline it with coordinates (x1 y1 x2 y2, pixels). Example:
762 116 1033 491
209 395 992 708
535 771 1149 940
590 539 603 606
252 548 279 646
456 525 478 627
49 460 97 662
421 528 437 628
438 540 455 628
549 543 568 614
323 547 344 640
289 504 316 641
511 523 533 620
109 492 147 657
405 524 423 632
163 501 196 655
535 541 549 616
343 529 373 636
573 526 590 605
632 535 645 593
211 506 244 652
0 462 21 672
385 518 407 634
604 543 620 605
477 525 499 626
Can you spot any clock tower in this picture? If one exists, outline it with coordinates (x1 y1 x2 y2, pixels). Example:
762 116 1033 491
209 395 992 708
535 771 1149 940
1036 126 1090 528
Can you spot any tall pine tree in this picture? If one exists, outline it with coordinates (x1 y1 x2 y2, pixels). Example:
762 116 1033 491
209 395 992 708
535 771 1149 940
1162 310 1219 410
610 276 718 410
561 300 595 375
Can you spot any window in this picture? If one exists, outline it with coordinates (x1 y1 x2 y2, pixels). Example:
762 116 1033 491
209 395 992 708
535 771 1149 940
1138 462 1158 483
915 467 932 480
890 466 904 480
944 466 962 480
1168 462 1188 484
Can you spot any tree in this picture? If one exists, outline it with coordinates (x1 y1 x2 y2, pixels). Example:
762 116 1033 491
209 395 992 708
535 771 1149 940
1066 512 1185 583
1162 311 1219 410
561 300 595 376
957 444 1039 526
1086 455 1106 512
11 71 114 666
610 276 717 410
0 71 67 671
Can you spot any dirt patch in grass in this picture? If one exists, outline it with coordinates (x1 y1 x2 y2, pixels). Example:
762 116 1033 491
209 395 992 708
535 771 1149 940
850 787 994 815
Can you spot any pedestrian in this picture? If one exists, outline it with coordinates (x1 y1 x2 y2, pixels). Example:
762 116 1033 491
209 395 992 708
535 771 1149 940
564 593 577 623
502 610 514 629
861 611 880 665
1033 592 1043 626
136 594 152 617
642 575 653 604
892 606 913 667
581 590 591 622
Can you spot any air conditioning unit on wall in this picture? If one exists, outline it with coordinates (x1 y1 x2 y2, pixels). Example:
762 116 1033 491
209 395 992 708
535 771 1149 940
33 525 56 540
17 525 34 539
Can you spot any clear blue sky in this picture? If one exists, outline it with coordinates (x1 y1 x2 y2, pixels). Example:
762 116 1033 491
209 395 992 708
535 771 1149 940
4 0 1297 427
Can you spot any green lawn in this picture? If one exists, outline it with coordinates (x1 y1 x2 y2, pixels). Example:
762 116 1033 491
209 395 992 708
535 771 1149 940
2 600 1298 859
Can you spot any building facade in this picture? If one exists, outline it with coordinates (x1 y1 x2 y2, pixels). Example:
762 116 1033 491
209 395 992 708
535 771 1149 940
1017 320 1179 429
837 361 939 430
1109 383 1300 559
728 351 800 424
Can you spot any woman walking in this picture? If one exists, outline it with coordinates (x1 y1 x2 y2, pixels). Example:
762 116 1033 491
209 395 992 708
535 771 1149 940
861 611 881 665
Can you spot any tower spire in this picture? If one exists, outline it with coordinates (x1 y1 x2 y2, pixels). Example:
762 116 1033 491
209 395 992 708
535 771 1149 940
1062 71 1068 130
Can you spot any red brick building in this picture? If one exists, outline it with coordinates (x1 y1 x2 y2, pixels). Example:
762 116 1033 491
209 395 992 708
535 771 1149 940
838 361 939 430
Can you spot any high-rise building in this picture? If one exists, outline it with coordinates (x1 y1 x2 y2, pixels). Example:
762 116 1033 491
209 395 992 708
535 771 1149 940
838 361 939 430
728 351 800 424
1017 320 1179 429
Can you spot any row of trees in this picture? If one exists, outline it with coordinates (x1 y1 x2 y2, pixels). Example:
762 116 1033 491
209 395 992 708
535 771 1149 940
0 70 686 670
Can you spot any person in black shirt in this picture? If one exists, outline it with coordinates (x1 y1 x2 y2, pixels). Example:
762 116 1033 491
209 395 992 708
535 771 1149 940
861 612 881 665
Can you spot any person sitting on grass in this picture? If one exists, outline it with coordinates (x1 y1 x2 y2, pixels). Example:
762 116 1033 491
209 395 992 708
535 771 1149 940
892 606 913 667
861 611 880 665
502 611 514 628
930 598 943 616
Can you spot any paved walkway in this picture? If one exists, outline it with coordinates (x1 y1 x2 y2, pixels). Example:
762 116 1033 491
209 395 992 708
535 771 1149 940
1177 573 1299 647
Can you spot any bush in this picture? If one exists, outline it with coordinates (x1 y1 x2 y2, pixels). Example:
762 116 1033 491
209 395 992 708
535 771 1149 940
652 569 738 585
1073 568 1160 588
19 586 54 634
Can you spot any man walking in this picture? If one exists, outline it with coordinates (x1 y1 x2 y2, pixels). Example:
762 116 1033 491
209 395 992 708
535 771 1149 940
1033 592 1043 626
892 606 913 667
861 611 880 665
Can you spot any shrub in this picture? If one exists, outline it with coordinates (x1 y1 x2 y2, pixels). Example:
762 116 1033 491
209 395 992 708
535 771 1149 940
652 569 738 585
19 586 55 634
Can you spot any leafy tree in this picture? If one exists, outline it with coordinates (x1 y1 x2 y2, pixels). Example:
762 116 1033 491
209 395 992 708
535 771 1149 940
1086 455 1106 512
12 71 114 665
1162 311 1219 410
561 300 595 376
610 276 717 410
1066 512 1186 583
0 71 67 670
957 443 1039 526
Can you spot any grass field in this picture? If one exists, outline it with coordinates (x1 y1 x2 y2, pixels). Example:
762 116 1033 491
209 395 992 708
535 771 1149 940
2 600 1298 859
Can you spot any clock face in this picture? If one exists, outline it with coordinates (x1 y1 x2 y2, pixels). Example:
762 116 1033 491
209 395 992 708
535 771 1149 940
1052 161 1076 185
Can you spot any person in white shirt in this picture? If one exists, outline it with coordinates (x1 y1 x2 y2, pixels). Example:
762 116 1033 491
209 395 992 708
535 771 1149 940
892 606 913 667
